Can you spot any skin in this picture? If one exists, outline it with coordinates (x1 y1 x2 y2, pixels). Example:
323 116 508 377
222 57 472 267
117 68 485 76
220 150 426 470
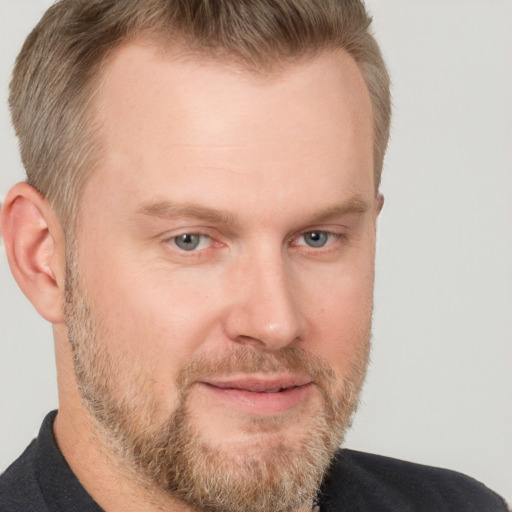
1 42 381 512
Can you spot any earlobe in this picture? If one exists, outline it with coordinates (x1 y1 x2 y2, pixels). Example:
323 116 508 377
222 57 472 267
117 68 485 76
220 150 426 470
1 182 67 324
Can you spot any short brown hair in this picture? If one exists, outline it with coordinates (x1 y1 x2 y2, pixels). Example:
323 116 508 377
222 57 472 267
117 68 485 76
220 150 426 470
9 0 391 229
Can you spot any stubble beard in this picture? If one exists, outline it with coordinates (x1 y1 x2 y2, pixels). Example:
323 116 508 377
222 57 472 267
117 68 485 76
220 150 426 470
64 256 371 512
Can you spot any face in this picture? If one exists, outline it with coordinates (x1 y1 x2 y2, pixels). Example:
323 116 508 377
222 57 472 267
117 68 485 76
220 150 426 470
65 42 378 512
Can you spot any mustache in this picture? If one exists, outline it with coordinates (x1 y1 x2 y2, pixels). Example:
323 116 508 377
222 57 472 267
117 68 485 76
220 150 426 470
176 345 337 394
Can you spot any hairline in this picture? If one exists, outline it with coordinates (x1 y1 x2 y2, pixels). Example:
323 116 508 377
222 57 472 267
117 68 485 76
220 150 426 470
68 37 379 238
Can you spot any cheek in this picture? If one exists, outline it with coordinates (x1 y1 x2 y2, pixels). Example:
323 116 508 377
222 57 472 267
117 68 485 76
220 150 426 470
86 256 240 367
76 249 219 404
299 261 374 372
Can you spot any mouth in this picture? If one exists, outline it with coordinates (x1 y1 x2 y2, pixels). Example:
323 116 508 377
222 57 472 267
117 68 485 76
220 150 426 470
197 376 315 415
205 376 312 392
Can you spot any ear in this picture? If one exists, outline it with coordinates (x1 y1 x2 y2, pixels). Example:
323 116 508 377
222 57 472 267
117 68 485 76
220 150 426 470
376 193 384 215
1 182 67 324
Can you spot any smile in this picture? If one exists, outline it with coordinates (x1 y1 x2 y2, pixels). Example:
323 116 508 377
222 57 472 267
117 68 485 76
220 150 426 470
197 376 315 415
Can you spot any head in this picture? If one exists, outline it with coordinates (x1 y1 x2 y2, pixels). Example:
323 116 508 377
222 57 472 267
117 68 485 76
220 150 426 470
3 2 390 512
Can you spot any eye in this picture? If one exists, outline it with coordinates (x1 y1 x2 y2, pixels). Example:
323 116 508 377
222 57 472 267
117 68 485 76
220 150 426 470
173 233 209 251
302 231 330 248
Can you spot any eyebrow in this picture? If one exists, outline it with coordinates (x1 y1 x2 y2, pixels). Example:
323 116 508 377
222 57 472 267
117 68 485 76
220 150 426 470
309 197 369 222
136 201 236 225
135 195 369 226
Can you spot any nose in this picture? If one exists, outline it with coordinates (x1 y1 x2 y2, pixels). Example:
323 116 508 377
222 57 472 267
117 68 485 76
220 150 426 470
224 252 304 350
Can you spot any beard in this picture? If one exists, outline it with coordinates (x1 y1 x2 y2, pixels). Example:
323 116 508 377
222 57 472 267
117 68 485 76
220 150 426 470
64 254 370 512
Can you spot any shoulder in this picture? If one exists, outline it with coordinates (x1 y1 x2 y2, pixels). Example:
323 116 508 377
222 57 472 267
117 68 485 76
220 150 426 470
320 448 509 512
0 440 49 512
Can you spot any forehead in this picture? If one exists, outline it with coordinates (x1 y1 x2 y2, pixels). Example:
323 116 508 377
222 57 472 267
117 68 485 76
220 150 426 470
86 42 374 219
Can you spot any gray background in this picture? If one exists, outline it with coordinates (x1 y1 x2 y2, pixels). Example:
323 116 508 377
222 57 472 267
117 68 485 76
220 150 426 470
1 0 511 504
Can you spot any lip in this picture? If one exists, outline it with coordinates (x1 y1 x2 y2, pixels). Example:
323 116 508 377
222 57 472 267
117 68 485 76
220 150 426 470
205 375 312 392
197 375 315 416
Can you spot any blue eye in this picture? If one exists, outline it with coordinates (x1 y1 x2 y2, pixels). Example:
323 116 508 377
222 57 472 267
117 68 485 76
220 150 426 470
174 234 202 251
303 231 329 248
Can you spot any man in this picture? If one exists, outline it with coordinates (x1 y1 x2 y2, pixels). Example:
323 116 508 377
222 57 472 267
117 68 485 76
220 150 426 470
0 1 508 511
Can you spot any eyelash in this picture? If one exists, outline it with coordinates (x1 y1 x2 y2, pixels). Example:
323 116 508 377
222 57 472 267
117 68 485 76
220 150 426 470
292 231 346 249
161 229 347 256
161 232 217 256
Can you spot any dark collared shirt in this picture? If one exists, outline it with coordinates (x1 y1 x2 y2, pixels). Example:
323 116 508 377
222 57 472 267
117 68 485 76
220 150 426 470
0 411 508 511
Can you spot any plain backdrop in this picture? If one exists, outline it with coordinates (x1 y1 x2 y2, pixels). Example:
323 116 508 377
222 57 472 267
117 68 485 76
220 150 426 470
1 0 511 505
